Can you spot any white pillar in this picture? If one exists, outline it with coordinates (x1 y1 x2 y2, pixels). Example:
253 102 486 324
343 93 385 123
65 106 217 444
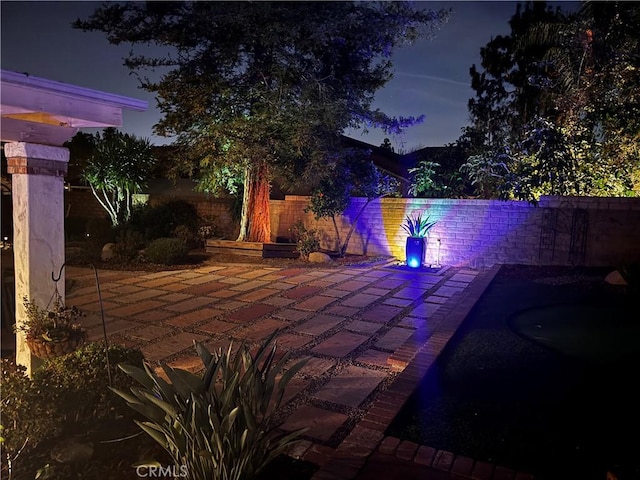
5 142 69 376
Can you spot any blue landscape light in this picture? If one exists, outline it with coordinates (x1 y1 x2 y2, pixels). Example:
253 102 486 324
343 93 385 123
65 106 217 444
405 237 425 268
407 256 420 268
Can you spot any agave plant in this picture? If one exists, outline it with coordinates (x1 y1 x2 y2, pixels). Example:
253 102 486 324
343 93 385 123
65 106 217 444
401 211 437 238
111 331 308 480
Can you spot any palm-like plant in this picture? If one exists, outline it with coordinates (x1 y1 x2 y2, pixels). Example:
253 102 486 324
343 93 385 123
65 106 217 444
112 331 308 480
401 211 437 238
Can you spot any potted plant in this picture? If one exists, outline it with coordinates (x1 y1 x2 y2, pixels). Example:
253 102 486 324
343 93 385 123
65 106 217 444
16 294 87 359
401 211 437 268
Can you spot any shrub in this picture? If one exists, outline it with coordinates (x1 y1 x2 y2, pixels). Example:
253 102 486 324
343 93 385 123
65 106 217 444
112 331 309 480
1 360 62 464
0 343 144 475
131 200 199 241
144 237 188 265
113 228 145 262
173 224 199 249
288 220 320 260
34 342 145 422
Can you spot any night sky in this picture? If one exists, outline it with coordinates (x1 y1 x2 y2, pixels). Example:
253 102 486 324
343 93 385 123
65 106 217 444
1 1 580 151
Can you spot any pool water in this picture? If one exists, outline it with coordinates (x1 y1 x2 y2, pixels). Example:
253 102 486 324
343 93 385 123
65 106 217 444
386 265 640 480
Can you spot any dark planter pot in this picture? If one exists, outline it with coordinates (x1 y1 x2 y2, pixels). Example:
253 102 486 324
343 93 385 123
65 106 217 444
405 237 426 268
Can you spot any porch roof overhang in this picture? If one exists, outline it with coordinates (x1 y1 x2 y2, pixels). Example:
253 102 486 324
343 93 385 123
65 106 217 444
0 69 148 146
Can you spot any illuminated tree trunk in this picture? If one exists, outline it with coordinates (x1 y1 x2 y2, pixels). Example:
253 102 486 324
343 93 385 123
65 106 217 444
237 162 271 242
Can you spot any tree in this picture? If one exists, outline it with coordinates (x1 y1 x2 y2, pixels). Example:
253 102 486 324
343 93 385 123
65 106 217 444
82 128 156 226
306 150 399 256
462 1 640 201
465 1 568 155
75 2 449 242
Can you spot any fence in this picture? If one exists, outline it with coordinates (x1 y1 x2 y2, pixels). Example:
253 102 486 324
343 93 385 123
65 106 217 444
271 195 640 268
64 188 640 267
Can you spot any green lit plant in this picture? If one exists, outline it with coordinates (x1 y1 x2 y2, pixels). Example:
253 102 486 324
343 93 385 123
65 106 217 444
288 220 320 260
459 151 510 199
407 160 440 197
112 331 309 480
401 211 437 238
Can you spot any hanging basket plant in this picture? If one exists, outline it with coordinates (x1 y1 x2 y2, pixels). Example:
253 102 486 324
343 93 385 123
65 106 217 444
16 294 87 359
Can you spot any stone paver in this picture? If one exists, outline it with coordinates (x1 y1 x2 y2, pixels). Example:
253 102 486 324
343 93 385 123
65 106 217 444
142 332 208 362
312 331 369 357
225 303 278 323
294 314 344 336
375 327 414 351
281 406 348 442
165 308 224 327
295 295 336 312
360 305 403 324
196 319 236 335
340 293 378 308
393 287 428 301
313 365 386 407
345 320 383 335
64 262 501 480
164 297 218 313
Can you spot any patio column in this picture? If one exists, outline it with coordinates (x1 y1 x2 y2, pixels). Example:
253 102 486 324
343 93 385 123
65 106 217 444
5 142 69 376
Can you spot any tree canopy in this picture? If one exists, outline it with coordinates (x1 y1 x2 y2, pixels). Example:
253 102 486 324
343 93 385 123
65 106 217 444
76 128 156 226
75 1 449 241
460 1 640 202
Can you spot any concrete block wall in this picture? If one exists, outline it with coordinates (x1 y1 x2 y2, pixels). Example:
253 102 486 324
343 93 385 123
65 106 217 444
272 195 640 267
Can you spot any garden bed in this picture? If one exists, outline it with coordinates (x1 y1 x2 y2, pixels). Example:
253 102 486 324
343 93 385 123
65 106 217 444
385 264 640 480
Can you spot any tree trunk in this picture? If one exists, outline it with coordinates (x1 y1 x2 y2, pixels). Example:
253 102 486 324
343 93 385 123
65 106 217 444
339 198 373 257
236 162 271 243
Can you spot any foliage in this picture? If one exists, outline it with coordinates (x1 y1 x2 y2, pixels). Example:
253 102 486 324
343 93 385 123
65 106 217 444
130 200 200 243
459 150 511 199
407 161 440 197
16 294 86 345
1 360 62 469
462 1 640 200
82 128 156 226
113 228 146 262
112 331 309 480
75 2 449 242
288 220 321 260
34 342 145 423
307 150 400 256
173 224 199 249
619 263 640 287
144 238 189 265
1 343 144 478
401 211 437 238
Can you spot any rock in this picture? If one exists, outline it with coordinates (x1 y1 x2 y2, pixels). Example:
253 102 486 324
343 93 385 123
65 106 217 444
605 270 628 286
308 252 333 263
101 243 116 261
50 437 94 464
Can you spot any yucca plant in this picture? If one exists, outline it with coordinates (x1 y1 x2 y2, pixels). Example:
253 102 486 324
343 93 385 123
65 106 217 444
401 211 437 238
112 331 308 480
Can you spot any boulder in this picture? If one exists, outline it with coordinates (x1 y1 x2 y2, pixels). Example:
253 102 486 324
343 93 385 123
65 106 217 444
308 251 333 263
101 243 116 261
605 270 628 286
50 437 94 464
